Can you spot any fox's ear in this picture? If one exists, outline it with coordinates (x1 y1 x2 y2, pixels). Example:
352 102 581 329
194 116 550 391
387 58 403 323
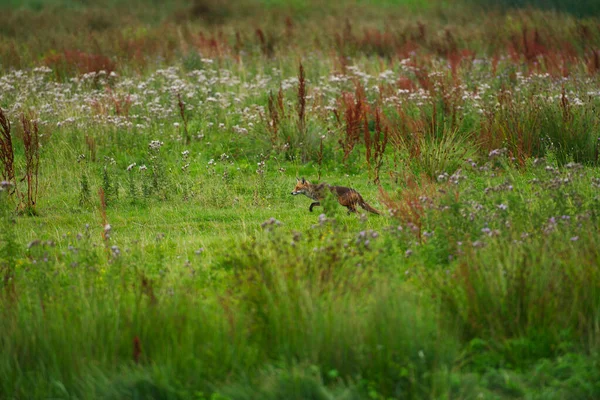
296 177 300 182
301 177 306 184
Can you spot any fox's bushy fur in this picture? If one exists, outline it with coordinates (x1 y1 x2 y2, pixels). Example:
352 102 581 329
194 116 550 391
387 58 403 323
291 177 380 215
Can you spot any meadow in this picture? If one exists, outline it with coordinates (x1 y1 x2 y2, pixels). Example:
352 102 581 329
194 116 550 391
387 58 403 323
1 0 600 398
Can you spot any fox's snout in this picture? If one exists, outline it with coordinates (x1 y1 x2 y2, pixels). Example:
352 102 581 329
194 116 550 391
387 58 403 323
292 178 308 196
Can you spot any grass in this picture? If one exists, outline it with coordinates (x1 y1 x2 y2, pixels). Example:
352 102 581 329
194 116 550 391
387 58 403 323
1 0 600 399
466 0 600 17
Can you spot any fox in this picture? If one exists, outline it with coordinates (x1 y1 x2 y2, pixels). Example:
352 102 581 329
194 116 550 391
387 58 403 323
291 177 381 215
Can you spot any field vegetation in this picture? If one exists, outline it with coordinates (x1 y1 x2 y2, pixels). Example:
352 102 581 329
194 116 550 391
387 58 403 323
1 0 600 398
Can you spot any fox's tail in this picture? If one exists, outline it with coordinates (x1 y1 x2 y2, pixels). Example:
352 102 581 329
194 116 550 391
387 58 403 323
359 201 381 215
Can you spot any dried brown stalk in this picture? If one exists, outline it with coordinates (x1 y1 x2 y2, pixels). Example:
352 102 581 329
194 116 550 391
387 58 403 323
372 108 389 185
20 113 40 213
0 108 16 194
297 62 306 136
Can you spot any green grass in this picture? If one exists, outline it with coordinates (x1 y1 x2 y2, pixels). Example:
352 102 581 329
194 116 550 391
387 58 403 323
3 140 599 398
1 0 600 398
465 0 600 17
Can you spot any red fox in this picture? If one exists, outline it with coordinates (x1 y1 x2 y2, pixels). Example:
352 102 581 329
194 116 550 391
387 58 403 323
291 177 381 215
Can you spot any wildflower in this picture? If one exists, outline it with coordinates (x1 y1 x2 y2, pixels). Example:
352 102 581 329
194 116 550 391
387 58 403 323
139 165 147 171
407 222 420 234
111 245 121 257
0 181 13 190
126 162 137 171
148 140 164 150
543 217 557 235
488 148 506 159
256 161 265 174
292 231 301 242
449 170 464 184
472 240 484 248
261 217 282 228
497 203 508 211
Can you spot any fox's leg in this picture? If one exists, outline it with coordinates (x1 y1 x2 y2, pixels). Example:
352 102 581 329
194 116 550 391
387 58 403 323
309 202 320 212
346 203 358 214
338 191 361 214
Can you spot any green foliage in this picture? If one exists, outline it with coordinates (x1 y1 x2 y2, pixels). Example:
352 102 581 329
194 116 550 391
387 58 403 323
0 186 18 293
102 159 119 205
465 0 600 17
2 0 600 398
418 128 477 179
539 104 600 166
79 171 90 206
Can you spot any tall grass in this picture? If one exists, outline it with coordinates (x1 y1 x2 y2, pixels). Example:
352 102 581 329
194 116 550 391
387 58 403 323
2 149 599 397
465 0 600 17
432 232 600 359
1 0 600 398
0 222 457 399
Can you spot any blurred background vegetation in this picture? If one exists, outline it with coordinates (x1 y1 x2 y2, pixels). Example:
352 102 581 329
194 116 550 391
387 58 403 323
1 0 600 399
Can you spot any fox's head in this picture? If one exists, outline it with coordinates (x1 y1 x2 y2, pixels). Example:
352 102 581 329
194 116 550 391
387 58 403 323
291 177 310 196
